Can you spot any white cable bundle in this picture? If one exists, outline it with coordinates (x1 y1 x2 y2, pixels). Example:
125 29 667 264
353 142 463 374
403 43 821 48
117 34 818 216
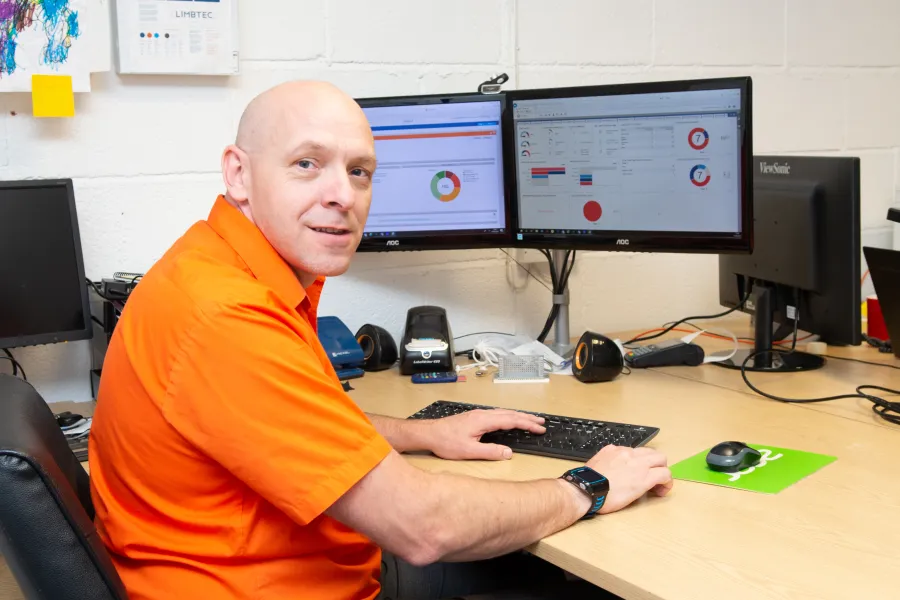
456 340 506 372
455 335 527 373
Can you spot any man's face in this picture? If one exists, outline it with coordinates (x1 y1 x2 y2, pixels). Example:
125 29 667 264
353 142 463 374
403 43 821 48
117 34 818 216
242 101 377 284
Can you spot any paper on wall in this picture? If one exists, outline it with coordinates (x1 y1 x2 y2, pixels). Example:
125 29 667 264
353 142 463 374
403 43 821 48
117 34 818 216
114 0 240 75
0 0 94 92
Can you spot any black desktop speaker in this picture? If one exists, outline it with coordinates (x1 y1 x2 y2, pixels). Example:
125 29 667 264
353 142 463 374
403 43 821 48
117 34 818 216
355 324 398 371
572 331 624 383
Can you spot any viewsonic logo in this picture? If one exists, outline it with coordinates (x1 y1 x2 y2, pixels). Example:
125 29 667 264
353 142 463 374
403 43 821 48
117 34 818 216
760 161 791 175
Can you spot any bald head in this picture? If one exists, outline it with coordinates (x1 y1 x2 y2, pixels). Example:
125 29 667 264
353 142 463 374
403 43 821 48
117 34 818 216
235 80 372 155
221 79 377 288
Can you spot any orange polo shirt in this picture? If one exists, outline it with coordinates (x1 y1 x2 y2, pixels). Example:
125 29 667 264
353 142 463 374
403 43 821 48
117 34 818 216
89 195 392 600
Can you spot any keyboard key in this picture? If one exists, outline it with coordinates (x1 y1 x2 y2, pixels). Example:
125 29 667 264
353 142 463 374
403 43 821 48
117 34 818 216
408 400 660 462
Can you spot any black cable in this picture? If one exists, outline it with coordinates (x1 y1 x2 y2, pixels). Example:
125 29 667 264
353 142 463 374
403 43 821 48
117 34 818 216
625 290 752 346
3 349 18 377
454 332 516 340
540 249 558 291
860 386 900 426
86 278 117 302
788 288 800 351
1 349 27 382
741 354 900 425
536 306 559 344
560 250 576 290
862 333 893 354
820 355 900 370
736 290 900 425
536 250 578 344
501 249 553 293
503 249 578 345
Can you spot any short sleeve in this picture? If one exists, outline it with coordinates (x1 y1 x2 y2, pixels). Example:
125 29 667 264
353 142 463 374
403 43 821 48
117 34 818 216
161 296 392 525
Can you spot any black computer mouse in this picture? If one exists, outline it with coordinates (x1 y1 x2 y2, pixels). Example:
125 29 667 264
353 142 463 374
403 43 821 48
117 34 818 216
56 412 83 428
706 441 761 473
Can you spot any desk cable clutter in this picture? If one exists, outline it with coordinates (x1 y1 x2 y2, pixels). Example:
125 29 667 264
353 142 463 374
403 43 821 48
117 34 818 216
454 336 567 382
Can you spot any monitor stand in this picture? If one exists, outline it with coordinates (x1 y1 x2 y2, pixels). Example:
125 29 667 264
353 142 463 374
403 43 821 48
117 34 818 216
548 249 575 359
713 282 825 372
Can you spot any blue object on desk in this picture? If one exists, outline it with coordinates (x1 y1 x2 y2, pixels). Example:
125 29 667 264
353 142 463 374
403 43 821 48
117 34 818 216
317 316 365 380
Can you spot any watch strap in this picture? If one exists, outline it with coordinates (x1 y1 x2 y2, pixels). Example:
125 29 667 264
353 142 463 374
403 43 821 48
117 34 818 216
561 466 609 519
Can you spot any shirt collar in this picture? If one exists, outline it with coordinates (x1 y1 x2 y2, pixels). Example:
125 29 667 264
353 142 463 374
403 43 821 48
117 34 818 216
207 195 324 310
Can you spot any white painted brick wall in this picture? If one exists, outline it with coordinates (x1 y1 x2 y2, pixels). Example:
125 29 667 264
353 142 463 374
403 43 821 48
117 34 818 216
330 0 506 65
1 0 897 402
787 0 900 67
517 0 653 66
654 0 785 66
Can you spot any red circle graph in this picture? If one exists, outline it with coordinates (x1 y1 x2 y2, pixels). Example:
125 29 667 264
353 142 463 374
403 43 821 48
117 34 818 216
583 201 602 222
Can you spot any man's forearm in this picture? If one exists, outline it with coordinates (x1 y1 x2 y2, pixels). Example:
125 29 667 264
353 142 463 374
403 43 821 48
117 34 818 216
367 414 433 453
420 469 592 562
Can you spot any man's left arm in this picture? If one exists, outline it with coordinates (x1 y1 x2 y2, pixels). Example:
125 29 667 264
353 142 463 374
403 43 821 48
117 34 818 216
366 409 546 461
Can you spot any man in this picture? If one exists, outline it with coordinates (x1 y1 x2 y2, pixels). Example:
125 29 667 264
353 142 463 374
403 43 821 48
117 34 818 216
89 81 672 600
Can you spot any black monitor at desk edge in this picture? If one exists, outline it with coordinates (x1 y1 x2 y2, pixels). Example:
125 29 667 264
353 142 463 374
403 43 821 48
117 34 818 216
718 155 862 372
0 179 92 350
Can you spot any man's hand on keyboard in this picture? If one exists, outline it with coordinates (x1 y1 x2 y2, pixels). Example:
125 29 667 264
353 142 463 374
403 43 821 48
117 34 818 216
427 409 547 461
586 444 673 514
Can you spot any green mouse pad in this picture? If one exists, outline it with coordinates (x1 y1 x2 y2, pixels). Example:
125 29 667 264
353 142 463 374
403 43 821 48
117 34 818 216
669 445 837 494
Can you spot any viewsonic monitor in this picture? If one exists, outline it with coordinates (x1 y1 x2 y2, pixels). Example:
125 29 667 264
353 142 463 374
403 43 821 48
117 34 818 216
718 155 862 372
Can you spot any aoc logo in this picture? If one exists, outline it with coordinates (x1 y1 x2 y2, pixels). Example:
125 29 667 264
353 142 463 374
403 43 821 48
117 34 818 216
386 240 400 246
727 448 783 482
616 239 630 246
760 162 791 175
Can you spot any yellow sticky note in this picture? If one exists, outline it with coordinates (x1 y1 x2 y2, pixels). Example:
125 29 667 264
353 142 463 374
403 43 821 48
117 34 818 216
32 74 75 118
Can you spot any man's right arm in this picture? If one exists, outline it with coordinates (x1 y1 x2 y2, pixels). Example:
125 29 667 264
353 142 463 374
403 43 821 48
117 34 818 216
326 444 672 566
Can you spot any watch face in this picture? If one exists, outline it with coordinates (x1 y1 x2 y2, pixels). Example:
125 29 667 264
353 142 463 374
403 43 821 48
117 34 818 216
573 467 607 487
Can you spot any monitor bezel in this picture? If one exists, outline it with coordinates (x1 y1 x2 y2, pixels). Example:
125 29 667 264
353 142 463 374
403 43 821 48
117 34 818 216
0 178 93 350
355 91 513 252
504 76 754 254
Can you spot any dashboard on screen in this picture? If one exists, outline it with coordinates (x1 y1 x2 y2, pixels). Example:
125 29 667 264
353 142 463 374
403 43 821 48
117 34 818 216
356 93 511 252
506 77 753 253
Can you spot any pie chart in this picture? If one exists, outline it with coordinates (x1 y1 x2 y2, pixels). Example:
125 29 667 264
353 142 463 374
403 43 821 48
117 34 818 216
690 165 711 187
689 127 709 150
583 201 602 222
431 170 461 202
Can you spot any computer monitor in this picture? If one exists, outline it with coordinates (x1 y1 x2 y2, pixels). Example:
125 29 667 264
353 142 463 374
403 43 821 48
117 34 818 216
506 77 752 253
0 179 92 349
355 92 511 251
503 77 752 355
718 155 862 372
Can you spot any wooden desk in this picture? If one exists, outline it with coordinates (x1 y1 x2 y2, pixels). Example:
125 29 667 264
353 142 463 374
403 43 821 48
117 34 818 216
348 365 900 600
613 316 900 429
3 363 899 600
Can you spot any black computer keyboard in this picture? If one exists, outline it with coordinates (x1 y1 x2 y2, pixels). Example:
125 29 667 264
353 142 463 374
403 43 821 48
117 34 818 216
408 400 660 461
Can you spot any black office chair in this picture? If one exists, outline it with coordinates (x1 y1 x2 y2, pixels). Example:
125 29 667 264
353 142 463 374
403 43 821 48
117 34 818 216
0 374 129 600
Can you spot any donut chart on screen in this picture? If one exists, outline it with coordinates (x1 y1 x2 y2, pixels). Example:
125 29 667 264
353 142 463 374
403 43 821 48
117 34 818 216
583 201 602 222
431 170 461 202
689 127 709 150
690 164 711 187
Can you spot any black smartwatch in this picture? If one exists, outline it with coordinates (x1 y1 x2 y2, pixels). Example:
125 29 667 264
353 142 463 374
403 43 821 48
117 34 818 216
560 466 610 519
